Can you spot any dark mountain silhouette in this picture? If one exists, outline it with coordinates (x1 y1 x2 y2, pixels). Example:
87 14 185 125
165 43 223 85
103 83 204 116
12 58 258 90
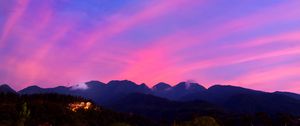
14 80 300 118
19 85 44 94
274 91 300 100
179 85 300 115
152 82 171 91
18 80 151 105
71 81 108 104
107 93 224 122
181 85 263 104
152 82 206 100
151 82 172 99
19 85 71 95
224 92 300 115
169 82 206 100
18 81 208 102
106 80 151 95
0 84 16 93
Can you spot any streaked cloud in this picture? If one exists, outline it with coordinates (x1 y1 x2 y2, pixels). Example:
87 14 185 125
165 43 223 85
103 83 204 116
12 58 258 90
0 0 300 92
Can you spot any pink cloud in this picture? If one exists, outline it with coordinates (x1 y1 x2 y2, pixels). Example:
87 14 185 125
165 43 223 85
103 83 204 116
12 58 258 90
0 0 29 48
67 1 300 88
11 3 53 55
74 0 205 50
1 1 300 92
227 63 300 91
227 31 300 48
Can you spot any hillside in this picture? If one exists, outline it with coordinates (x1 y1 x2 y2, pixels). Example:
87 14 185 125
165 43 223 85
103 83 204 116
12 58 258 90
3 82 300 126
0 93 154 126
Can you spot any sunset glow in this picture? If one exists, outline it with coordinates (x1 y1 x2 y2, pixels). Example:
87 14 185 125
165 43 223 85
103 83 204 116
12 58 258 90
1 0 300 92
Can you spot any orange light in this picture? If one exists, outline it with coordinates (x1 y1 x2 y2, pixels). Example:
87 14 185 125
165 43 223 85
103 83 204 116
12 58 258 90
68 102 93 112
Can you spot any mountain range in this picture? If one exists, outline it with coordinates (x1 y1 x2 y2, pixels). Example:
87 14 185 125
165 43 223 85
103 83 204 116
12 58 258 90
2 80 300 120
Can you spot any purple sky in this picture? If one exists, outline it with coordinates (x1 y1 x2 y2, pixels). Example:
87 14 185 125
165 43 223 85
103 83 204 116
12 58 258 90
1 0 300 92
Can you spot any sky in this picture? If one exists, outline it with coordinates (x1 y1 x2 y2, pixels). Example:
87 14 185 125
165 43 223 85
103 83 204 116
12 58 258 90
0 0 300 92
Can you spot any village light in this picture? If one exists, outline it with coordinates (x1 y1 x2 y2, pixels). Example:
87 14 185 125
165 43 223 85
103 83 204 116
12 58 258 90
68 102 93 112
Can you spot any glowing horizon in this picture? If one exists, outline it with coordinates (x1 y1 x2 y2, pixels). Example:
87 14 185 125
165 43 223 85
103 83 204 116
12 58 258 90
1 0 300 92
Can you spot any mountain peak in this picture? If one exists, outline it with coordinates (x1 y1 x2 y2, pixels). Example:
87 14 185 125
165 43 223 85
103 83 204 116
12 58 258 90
151 82 206 100
174 82 187 87
0 84 16 93
0 84 10 88
19 85 44 94
174 82 205 91
85 80 106 88
86 80 105 84
208 84 255 92
274 91 300 100
205 84 263 100
107 80 137 86
53 86 69 89
139 83 149 88
152 82 171 91
26 85 43 89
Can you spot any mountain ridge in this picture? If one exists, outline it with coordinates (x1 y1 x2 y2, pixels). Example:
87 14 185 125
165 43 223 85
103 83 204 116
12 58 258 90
2 80 300 102
0 84 16 93
3 80 300 116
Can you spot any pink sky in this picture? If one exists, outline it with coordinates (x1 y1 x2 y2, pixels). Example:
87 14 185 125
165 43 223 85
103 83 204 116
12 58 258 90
0 0 300 92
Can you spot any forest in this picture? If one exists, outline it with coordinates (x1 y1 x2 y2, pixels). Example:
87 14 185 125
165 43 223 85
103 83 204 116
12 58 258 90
1 93 300 126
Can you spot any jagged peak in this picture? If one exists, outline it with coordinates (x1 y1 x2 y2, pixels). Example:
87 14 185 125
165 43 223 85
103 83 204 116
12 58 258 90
107 80 137 86
174 82 205 90
152 82 171 91
0 84 11 88
0 84 16 93
208 84 262 93
85 81 106 88
85 80 105 85
139 83 149 88
25 85 43 89
209 84 246 89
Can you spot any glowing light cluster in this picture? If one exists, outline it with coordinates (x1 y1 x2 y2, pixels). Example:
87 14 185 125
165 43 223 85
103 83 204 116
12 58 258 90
68 102 92 112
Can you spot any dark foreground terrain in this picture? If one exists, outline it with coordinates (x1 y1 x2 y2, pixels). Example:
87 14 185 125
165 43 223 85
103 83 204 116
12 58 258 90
1 93 300 126
2 81 300 126
0 93 154 126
